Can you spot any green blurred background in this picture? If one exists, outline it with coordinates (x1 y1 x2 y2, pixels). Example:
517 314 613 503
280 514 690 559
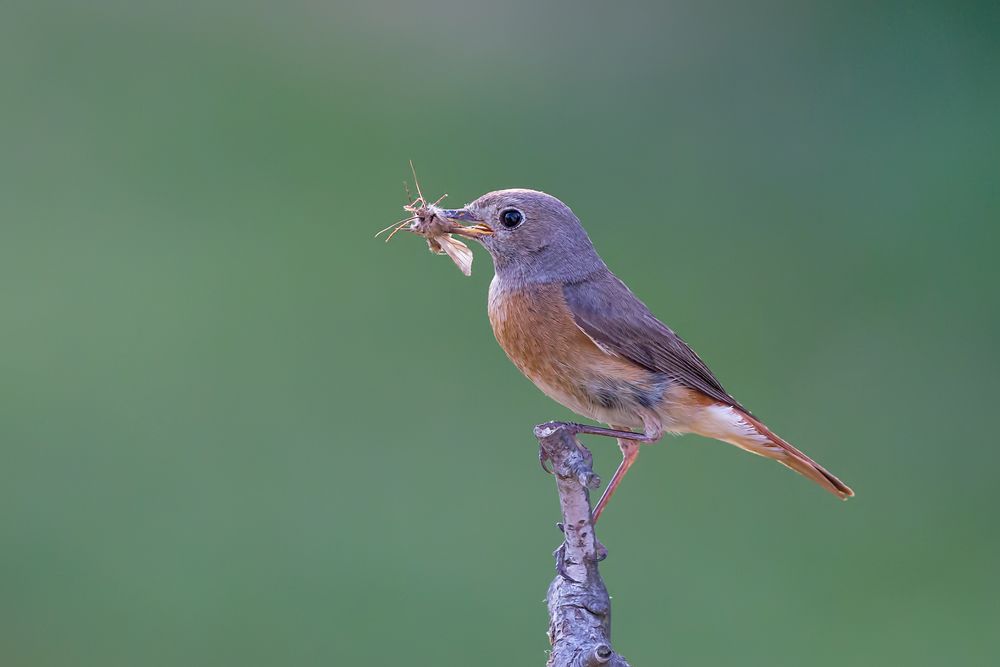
2 1 998 665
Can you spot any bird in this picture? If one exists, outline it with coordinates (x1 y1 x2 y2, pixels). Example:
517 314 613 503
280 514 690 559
439 189 853 522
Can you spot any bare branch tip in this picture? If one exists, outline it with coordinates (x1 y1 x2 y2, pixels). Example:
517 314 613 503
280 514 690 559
534 424 558 439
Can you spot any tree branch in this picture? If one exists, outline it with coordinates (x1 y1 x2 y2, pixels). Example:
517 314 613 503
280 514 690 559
535 421 632 667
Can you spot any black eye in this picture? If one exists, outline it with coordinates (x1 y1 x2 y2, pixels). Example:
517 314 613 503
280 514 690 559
499 208 523 228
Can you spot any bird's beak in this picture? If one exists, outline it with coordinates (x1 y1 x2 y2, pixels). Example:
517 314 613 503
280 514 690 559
438 209 494 238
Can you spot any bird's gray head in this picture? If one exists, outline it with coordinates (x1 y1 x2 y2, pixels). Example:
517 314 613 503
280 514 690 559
438 189 605 284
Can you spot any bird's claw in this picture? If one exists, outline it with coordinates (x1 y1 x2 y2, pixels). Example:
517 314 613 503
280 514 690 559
553 543 580 583
539 445 554 475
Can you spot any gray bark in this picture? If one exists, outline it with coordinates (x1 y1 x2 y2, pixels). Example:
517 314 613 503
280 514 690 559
535 422 632 667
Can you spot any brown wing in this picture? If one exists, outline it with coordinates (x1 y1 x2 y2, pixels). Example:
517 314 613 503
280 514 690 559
562 270 747 412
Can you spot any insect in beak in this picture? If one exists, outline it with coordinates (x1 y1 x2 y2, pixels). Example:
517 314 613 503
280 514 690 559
376 164 490 275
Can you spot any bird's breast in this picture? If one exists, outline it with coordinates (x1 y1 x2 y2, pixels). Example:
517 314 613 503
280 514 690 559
487 279 665 429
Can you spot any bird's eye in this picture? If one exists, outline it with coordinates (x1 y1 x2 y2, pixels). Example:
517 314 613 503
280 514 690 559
499 208 523 229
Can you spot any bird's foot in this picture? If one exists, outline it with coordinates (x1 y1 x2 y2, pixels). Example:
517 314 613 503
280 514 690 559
536 420 656 443
538 443 554 475
595 538 608 561
553 542 580 583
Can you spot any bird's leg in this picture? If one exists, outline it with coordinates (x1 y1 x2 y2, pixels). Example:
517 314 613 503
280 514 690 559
591 438 641 524
535 421 659 523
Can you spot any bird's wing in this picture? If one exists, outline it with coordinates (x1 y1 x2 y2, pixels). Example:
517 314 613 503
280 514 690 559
562 270 746 412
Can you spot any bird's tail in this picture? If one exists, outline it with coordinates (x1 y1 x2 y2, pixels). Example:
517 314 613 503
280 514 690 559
692 402 854 499
742 412 853 499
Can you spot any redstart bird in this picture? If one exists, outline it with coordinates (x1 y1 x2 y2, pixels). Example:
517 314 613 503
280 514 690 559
439 189 853 522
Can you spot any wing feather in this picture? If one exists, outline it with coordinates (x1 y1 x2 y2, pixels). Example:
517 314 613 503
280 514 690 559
562 271 746 412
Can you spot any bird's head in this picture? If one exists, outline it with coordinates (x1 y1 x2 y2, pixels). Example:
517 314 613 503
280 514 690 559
438 189 604 283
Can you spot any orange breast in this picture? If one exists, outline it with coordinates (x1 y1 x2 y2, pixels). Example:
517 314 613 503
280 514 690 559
487 280 663 428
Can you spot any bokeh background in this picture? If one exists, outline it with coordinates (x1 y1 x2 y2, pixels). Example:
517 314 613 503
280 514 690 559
3 1 998 665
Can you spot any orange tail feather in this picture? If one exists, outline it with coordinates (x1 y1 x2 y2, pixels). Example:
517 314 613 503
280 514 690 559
741 412 854 500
